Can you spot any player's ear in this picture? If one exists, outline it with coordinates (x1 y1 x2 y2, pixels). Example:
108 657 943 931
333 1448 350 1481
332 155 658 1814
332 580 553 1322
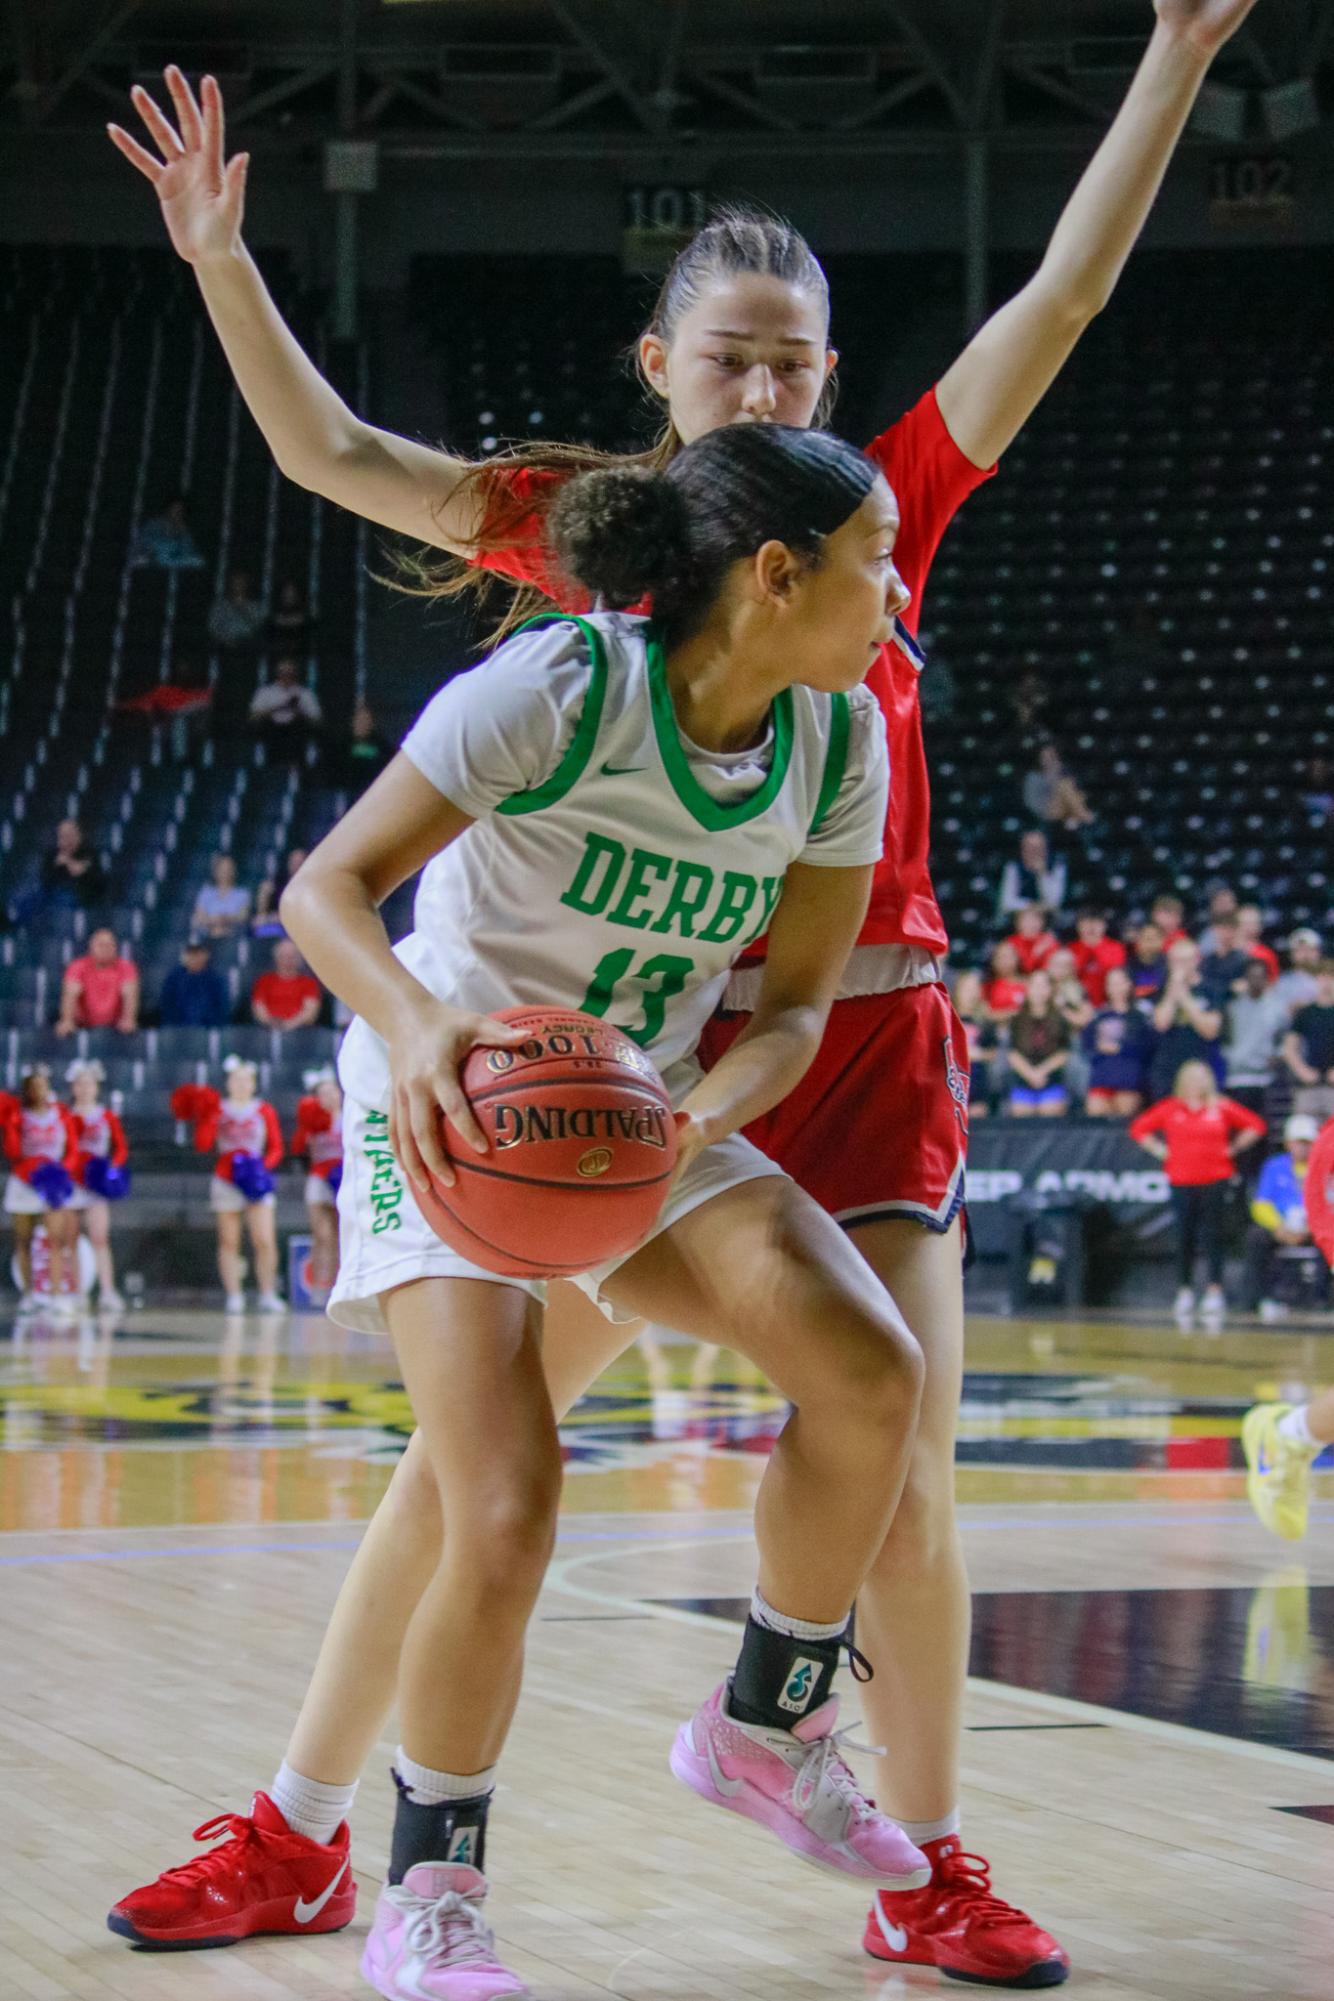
751 540 802 606
639 333 670 401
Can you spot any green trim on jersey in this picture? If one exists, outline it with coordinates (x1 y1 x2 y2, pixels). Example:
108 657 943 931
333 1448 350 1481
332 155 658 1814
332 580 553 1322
495 615 608 817
809 691 851 836
645 628 794 832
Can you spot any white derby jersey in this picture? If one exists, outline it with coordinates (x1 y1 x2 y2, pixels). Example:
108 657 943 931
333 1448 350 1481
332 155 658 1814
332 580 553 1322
339 613 889 1111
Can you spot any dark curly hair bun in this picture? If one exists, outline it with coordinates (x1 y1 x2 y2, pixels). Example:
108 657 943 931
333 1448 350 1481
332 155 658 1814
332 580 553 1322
549 465 695 611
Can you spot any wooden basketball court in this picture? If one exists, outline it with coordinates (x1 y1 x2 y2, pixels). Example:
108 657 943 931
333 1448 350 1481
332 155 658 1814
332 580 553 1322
3 1303 1333 1999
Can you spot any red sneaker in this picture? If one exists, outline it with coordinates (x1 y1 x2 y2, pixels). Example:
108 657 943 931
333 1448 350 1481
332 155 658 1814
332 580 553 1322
107 1792 355 1950
863 1835 1068 1988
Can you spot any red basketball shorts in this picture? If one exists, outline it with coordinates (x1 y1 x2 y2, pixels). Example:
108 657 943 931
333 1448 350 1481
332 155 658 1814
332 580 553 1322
696 982 970 1233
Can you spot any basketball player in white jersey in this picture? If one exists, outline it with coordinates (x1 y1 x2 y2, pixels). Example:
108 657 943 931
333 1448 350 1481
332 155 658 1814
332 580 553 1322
277 425 924 1997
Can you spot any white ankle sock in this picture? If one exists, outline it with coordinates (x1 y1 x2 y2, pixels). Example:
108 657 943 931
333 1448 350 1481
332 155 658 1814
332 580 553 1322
270 1762 358 1844
899 1808 962 1846
395 1747 498 1807
1278 1404 1317 1448
750 1588 849 1644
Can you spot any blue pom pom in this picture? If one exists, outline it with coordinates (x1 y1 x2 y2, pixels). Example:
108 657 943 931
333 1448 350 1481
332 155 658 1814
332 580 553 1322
326 1162 342 1197
231 1152 274 1202
30 1161 73 1209
85 1157 131 1202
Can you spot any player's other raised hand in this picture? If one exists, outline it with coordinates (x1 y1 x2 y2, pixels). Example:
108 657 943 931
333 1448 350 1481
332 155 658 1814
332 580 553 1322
108 67 247 265
1154 0 1263 60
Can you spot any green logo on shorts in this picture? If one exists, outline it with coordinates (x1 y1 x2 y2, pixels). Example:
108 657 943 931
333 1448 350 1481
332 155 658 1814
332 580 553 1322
364 1109 404 1234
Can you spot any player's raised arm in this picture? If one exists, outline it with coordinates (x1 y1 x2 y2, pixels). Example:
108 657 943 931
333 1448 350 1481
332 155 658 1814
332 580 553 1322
936 0 1263 470
108 67 483 552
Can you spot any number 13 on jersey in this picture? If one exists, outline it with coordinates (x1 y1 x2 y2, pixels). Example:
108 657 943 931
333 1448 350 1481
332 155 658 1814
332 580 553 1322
578 949 695 1047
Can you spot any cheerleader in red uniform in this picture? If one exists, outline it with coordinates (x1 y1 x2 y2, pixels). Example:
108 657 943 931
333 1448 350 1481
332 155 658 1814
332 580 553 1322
174 1057 284 1314
66 1059 131 1312
291 1067 342 1293
3 1068 80 1315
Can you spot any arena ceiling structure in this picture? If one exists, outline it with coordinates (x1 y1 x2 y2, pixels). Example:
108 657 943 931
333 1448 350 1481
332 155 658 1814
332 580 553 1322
3 0 1331 161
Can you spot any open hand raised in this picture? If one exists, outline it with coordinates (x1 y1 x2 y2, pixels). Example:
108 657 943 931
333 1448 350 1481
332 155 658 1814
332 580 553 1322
108 66 247 264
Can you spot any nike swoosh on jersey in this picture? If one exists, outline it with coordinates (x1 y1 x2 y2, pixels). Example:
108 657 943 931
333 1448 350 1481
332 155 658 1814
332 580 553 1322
600 761 647 776
874 1907 911 1953
293 1856 350 1925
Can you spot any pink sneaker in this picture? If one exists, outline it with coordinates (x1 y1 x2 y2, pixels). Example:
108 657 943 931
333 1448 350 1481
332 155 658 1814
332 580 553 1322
669 1683 930 1889
360 1864 528 2000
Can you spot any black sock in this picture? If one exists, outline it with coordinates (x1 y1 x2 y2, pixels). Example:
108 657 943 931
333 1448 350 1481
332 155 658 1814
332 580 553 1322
727 1615 844 1731
388 1773 492 1884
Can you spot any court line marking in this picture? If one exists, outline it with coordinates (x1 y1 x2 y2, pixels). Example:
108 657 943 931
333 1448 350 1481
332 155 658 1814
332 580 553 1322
544 1532 1334 1783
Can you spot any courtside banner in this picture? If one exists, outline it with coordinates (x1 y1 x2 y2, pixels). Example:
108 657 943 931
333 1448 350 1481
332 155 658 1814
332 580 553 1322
964 1123 1172 1258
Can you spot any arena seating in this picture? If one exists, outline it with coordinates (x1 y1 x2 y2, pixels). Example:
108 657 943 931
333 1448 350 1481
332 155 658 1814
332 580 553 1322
1 241 1329 1168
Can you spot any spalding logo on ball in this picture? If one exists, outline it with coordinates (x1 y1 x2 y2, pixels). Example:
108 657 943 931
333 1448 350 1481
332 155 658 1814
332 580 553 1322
411 1006 679 1279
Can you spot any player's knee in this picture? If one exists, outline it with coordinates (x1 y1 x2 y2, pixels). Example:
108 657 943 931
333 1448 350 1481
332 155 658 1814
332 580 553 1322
821 1294 924 1426
464 1461 562 1604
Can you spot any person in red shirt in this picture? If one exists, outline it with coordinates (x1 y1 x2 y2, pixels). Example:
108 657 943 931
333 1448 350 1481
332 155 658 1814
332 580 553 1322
2 1068 80 1312
110 10 1267 1978
291 1068 343 1292
1150 893 1189 950
1070 909 1128 1005
174 1058 285 1312
1130 1060 1264 1326
66 1058 131 1312
250 938 323 1032
55 928 140 1036
1004 903 1060 976
1237 902 1279 983
985 939 1028 1020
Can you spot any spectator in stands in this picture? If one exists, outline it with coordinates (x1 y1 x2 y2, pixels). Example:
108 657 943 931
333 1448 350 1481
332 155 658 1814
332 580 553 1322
131 495 204 570
1280 962 1334 1121
208 569 266 651
158 937 230 1029
951 970 997 1118
1301 757 1334 829
1130 1060 1265 1326
268 580 313 650
1128 919 1169 1003
252 848 309 940
1236 903 1278 983
1008 669 1049 736
998 829 1066 922
1149 937 1223 1099
1047 946 1093 1029
1006 903 1059 975
1274 928 1323 1016
55 929 139 1037
1021 744 1095 835
1150 894 1187 948
1198 882 1240 956
250 938 323 1032
1071 908 1127 1005
985 940 1028 1022
328 702 392 796
40 817 107 915
192 853 251 939
249 657 322 759
1198 913 1251 1008
1223 960 1289 1117
1082 965 1153 1117
1005 969 1071 1117
1243 1114 1327 1321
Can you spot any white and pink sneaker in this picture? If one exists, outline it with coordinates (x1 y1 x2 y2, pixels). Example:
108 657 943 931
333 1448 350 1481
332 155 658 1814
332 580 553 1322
669 1682 930 1889
361 1864 528 2001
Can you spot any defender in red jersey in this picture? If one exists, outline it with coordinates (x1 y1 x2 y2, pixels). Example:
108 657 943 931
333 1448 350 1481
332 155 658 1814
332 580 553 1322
110 9 1264 1979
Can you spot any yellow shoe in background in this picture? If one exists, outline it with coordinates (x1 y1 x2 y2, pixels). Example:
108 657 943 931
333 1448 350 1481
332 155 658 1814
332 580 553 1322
1242 1403 1319 1542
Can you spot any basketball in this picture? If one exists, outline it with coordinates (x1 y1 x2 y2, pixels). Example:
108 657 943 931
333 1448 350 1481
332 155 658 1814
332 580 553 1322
410 1006 680 1278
